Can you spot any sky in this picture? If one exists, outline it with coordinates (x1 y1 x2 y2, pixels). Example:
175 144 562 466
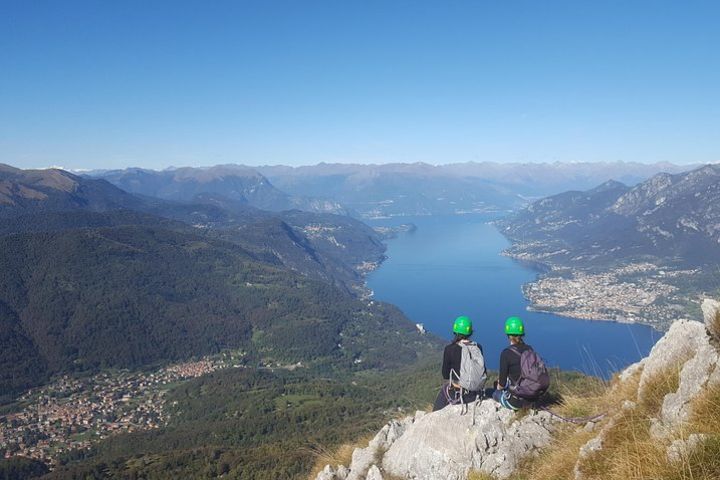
1 0 719 170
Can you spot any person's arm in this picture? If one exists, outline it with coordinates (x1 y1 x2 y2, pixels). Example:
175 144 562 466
497 349 510 389
441 346 451 380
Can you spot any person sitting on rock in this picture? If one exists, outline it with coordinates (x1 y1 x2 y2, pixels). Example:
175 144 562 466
432 315 487 411
493 316 549 410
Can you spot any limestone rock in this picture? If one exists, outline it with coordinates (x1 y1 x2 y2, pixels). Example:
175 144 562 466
667 434 708 463
322 412 422 480
657 341 719 435
702 298 720 340
618 358 645 382
365 465 383 480
316 465 339 480
381 400 555 480
638 320 705 399
573 434 604 479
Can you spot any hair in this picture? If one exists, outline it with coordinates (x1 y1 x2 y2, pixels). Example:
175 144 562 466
453 333 470 343
508 334 525 345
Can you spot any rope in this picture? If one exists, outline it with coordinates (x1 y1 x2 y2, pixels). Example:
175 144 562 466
537 406 607 425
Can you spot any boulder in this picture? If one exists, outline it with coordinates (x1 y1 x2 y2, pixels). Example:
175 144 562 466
702 298 720 341
316 465 340 480
618 358 645 383
316 411 424 480
365 465 383 480
638 320 705 399
381 400 555 480
666 434 708 463
653 339 719 437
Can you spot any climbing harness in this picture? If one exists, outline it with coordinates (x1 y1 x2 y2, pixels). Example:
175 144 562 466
445 368 484 425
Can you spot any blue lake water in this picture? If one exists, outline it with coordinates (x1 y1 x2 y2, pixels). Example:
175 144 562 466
366 214 660 377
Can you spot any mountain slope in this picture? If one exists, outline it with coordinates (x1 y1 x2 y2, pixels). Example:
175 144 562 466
499 164 720 267
0 221 427 397
0 164 144 218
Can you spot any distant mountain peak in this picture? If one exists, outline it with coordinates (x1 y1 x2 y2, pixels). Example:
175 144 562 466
0 165 141 217
587 179 627 194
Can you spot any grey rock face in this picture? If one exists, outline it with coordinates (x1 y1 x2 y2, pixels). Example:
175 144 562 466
667 434 708 463
654 340 719 437
316 465 339 480
365 465 383 480
381 400 555 480
632 315 720 439
702 298 720 340
618 359 645 383
321 411 423 480
638 320 705 400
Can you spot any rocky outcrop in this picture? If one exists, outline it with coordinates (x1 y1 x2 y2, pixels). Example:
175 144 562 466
573 298 720 479
315 401 556 480
702 298 720 341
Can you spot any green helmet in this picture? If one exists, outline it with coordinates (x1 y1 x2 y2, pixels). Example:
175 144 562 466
504 316 525 336
453 315 473 335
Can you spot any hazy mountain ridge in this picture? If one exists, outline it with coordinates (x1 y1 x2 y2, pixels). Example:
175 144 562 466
84 161 701 219
92 165 349 215
255 161 704 218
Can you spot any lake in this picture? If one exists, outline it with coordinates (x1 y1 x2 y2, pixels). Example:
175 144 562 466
366 214 660 377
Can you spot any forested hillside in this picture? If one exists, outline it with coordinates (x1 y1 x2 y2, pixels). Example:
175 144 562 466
0 165 444 479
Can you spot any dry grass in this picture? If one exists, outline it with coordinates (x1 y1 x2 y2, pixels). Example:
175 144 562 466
690 382 720 434
507 365 693 480
518 425 598 480
666 435 720 480
467 471 496 480
574 366 682 480
306 432 375 479
514 355 720 480
709 307 720 342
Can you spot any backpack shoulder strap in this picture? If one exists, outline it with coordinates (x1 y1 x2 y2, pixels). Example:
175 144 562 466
510 344 533 356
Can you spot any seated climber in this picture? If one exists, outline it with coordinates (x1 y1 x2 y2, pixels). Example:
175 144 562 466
493 316 550 410
432 315 487 411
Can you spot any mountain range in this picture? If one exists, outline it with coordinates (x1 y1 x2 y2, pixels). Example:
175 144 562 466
256 161 698 217
88 161 696 220
498 164 720 268
92 165 348 215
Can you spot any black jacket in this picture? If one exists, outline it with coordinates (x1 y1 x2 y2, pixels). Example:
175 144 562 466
441 340 484 382
498 343 532 388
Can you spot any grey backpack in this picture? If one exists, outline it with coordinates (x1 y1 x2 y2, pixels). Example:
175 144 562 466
457 341 487 392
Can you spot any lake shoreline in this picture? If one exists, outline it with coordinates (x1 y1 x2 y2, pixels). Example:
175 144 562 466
365 213 658 374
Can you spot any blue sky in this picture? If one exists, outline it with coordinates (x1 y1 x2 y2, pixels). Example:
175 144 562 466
1 0 719 170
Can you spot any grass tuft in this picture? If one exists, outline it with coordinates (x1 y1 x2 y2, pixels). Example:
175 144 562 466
689 382 720 435
467 470 496 480
709 307 720 341
306 432 375 479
